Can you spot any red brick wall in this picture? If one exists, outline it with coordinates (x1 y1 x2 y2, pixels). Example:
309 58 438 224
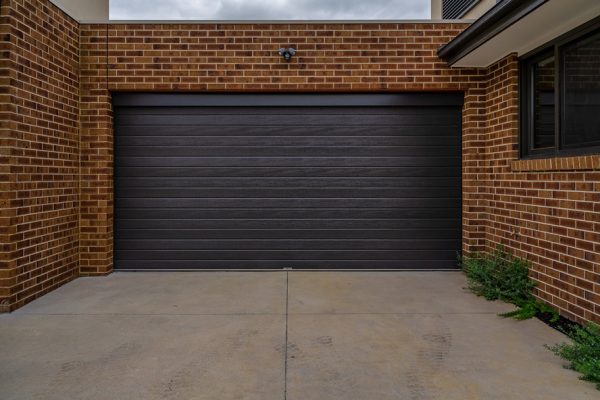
484 56 600 324
102 23 478 91
0 0 80 311
78 22 488 276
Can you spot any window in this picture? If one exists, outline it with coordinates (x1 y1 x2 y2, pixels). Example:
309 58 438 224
562 30 600 149
520 19 600 158
530 51 555 150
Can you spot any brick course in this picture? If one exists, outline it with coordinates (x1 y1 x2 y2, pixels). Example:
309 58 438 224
1 0 599 323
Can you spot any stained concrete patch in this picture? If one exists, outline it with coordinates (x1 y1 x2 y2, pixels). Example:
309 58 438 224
16 272 287 315
0 314 285 400
288 271 513 315
285 313 598 400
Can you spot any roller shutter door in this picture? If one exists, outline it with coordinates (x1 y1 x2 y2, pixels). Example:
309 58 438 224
113 94 462 270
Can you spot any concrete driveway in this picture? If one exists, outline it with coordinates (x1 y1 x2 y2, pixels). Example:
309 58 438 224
0 271 596 399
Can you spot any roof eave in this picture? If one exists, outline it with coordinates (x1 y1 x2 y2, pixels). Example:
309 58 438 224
437 0 548 66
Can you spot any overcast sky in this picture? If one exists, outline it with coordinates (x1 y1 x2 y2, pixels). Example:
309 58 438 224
109 0 430 20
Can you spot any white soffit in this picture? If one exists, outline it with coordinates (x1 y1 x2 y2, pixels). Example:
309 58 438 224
453 0 600 67
49 0 109 22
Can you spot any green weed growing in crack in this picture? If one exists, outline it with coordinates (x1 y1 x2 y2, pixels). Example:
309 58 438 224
458 246 558 322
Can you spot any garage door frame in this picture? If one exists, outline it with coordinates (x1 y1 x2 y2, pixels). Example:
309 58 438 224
112 93 464 108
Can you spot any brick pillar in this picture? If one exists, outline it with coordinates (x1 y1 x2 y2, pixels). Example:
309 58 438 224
461 83 489 256
483 54 520 256
0 47 17 310
0 1 17 309
80 24 113 275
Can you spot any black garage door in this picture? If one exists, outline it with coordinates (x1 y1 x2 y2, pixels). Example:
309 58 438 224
113 94 462 270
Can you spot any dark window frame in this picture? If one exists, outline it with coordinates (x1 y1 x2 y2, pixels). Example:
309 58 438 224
520 17 600 159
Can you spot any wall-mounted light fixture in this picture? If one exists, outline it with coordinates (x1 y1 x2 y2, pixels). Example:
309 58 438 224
278 47 296 62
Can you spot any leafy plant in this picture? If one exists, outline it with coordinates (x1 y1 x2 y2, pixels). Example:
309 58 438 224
459 247 534 304
458 246 558 322
547 323 600 390
499 300 559 323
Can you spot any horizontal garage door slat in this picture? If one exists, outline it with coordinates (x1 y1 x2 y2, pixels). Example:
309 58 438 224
113 208 460 220
117 229 459 240
117 167 459 178
116 125 460 137
114 95 462 270
116 218 460 230
116 157 461 168
116 146 460 157
116 135 460 147
116 198 460 208
117 239 461 251
116 115 459 126
115 105 457 115
116 188 461 199
118 260 458 270
116 177 459 188
118 250 458 261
